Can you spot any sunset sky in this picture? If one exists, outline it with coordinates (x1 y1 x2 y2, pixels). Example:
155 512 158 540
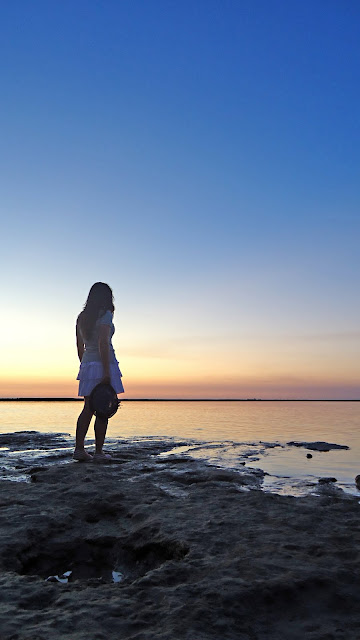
1 1 359 399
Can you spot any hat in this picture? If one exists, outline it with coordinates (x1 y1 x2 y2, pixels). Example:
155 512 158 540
89 383 120 419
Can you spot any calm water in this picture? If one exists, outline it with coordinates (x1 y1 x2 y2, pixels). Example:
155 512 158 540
0 400 359 495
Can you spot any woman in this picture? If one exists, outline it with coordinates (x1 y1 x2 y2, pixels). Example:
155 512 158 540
73 282 124 462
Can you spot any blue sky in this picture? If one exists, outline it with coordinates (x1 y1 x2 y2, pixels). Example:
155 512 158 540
1 0 359 397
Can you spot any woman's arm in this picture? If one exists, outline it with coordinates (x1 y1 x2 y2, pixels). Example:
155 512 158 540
98 324 111 384
76 321 84 362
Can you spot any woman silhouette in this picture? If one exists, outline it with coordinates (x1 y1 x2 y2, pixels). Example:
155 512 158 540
73 282 124 461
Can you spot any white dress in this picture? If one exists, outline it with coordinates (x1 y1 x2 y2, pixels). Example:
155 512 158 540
76 310 124 397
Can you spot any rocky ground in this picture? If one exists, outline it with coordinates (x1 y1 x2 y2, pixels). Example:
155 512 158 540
0 433 360 639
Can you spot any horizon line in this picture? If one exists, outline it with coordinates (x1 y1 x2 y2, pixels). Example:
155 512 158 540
0 397 359 402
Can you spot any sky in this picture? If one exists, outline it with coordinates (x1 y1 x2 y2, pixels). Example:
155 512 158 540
0 0 359 399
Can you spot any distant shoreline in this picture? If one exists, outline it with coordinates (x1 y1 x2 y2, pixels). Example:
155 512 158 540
0 398 359 402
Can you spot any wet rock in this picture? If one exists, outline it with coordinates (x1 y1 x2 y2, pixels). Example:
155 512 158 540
318 477 338 484
287 441 349 452
355 475 360 489
0 431 70 450
306 454 313 459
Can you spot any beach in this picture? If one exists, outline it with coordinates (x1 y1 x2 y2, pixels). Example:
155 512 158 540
0 433 360 639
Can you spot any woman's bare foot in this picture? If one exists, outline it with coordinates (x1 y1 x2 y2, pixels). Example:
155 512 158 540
93 452 112 463
73 449 93 462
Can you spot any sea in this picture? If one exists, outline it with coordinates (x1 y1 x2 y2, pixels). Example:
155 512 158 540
0 400 359 497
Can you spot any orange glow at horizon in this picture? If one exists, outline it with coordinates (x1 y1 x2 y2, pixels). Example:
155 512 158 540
1 314 359 399
0 372 359 400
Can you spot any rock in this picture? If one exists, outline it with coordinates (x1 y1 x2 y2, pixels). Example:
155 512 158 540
0 435 360 639
355 475 360 489
287 441 349 452
306 454 313 459
318 477 337 484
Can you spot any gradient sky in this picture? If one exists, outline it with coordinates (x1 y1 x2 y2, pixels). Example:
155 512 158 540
1 0 359 398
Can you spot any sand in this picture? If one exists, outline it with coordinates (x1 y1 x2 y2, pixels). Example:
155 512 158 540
0 433 360 639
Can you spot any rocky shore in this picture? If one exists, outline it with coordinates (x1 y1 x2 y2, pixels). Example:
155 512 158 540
0 433 360 639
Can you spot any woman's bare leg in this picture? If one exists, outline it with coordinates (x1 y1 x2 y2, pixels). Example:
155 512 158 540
75 397 93 451
94 415 109 454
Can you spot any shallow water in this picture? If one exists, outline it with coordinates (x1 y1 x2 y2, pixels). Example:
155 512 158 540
0 400 359 496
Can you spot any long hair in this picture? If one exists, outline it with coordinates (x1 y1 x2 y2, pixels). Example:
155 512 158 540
77 282 114 340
